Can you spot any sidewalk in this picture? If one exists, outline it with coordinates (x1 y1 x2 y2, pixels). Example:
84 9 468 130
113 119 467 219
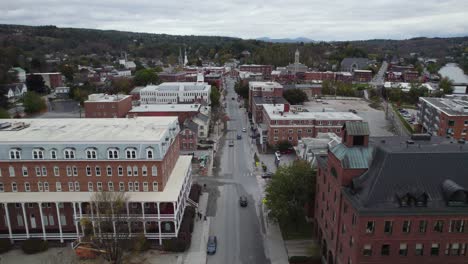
262 204 289 264
182 192 210 264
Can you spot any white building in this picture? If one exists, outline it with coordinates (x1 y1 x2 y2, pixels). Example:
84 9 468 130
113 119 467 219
140 82 211 105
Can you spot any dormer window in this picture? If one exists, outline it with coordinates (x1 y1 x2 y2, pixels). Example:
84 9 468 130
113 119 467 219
50 149 57 159
108 148 119 159
32 148 44 159
146 148 154 159
86 148 97 159
125 148 137 159
9 149 21 160
442 179 468 207
64 148 75 159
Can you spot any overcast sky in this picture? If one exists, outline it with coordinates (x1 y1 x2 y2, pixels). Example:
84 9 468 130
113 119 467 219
1 0 467 41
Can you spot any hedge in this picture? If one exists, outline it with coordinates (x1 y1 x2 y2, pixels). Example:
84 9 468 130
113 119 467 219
22 239 48 254
0 239 12 254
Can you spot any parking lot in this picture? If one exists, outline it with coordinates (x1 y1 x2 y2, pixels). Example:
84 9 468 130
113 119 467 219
397 108 418 125
302 98 395 137
37 99 81 118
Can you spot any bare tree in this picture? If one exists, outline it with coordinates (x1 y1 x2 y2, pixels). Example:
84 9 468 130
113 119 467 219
81 192 138 264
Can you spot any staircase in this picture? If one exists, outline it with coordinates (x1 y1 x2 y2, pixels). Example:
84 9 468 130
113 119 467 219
187 198 199 208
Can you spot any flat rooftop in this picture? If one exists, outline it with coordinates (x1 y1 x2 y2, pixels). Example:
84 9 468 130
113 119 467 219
263 104 362 121
0 117 178 143
0 155 192 203
141 82 211 92
249 81 283 89
130 104 201 113
86 93 132 102
253 96 289 105
420 97 468 116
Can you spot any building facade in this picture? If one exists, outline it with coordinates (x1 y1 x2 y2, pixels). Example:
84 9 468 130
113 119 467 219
353 70 373 82
129 104 202 124
248 81 284 112
84 94 133 118
418 97 468 140
260 104 362 146
239 65 273 80
140 82 211 105
0 117 194 245
315 123 468 264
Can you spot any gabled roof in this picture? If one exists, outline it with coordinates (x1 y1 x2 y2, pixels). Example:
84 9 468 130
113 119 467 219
340 58 370 71
330 143 373 169
181 119 199 133
344 121 369 136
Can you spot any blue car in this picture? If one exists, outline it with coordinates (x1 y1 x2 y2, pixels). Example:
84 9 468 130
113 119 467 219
207 236 217 255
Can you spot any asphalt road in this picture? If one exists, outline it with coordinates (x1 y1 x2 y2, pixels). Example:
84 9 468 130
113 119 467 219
199 77 270 264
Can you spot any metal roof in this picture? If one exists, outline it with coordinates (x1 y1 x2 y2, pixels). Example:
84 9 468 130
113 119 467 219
330 143 373 169
344 121 370 136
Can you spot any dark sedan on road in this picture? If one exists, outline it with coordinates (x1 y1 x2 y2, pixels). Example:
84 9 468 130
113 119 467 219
207 236 217 255
239 196 248 207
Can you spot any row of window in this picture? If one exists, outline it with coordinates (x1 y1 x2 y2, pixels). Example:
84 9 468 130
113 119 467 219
1 165 158 178
13 213 67 227
374 219 468 234
1 181 159 192
9 147 155 160
271 120 346 126
362 242 466 257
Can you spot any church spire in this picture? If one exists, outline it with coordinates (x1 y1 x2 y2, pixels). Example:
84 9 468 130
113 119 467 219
294 48 300 64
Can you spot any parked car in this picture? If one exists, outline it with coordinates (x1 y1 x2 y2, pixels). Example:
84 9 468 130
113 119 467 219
239 196 248 207
261 172 274 179
242 128 246 132
207 236 217 255
237 134 242 140
228 140 234 147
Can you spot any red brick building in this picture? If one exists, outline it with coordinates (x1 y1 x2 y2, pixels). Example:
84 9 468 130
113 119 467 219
158 72 187 82
304 71 336 82
353 70 373 82
418 97 468 141
0 117 194 245
260 104 362 147
84 94 132 118
315 122 468 264
128 104 202 124
248 81 284 112
251 97 290 124
240 64 273 80
403 71 420 82
336 72 354 83
179 119 198 151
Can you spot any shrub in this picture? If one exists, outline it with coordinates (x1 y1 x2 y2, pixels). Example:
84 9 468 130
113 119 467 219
21 239 48 254
0 239 12 254
133 234 151 252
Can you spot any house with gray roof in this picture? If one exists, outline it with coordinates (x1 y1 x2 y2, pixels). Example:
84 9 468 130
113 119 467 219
340 57 370 72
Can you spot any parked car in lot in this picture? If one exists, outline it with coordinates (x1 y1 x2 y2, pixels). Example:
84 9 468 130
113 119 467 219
261 172 274 179
207 236 217 255
239 196 248 207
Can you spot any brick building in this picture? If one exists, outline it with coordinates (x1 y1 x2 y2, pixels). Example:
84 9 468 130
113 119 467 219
315 122 468 264
240 64 273 80
259 104 362 147
179 119 198 151
353 70 373 82
128 104 202 124
251 97 290 124
84 94 133 118
403 71 420 82
248 81 284 112
158 72 187 83
418 97 468 140
304 72 336 82
0 117 194 245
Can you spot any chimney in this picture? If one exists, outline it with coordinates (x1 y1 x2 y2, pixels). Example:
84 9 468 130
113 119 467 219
283 104 290 113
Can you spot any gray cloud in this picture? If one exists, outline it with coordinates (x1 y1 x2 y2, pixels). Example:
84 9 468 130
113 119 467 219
0 0 467 40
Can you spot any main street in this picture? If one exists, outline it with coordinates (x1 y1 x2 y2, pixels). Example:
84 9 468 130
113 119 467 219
197 77 270 264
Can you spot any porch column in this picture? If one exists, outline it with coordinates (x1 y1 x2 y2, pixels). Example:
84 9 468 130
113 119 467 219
38 202 46 240
90 202 96 236
72 202 81 242
126 202 131 236
21 203 29 238
78 202 84 237
55 202 63 243
141 202 146 235
157 202 161 219
111 203 116 240
3 203 13 243
158 221 162 245
95 202 102 241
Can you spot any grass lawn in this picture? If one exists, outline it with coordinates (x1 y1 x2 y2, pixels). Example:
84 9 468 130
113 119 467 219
280 218 314 240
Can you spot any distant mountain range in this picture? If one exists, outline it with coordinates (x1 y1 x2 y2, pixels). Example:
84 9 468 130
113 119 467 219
256 37 317 43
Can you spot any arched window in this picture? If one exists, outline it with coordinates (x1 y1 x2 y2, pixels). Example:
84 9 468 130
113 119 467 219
152 165 158 176
152 181 158 192
108 148 119 159
32 148 44 159
86 166 92 176
146 148 154 159
74 181 80 191
63 148 76 159
125 148 137 159
128 182 133 192
134 181 139 191
86 148 97 159
9 149 21 160
9 166 15 177
143 181 148 192
97 182 103 192
22 166 28 177
107 166 112 176
108 182 114 191
119 182 125 191
88 182 93 191
133 166 138 176
44 182 49 192
24 182 30 192
127 166 132 176
50 149 57 159
38 181 43 192
11 182 17 192
142 166 148 177
118 166 123 176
